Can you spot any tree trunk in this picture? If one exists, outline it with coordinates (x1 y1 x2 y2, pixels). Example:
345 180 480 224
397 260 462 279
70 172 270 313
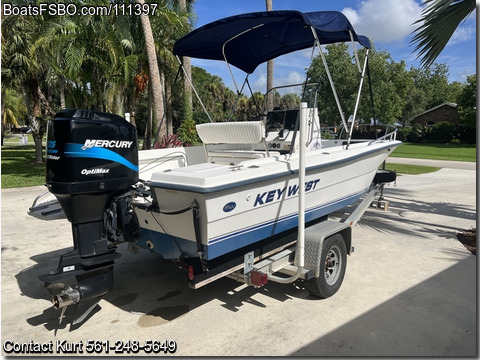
59 77 66 109
265 0 274 111
136 0 165 143
166 80 173 135
183 56 192 108
1 88 5 146
179 0 193 109
27 81 55 164
160 70 169 138
22 80 46 164
143 79 153 150
29 94 45 165
30 115 45 164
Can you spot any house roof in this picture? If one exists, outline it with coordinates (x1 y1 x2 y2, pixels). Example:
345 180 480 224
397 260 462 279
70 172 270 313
413 102 458 119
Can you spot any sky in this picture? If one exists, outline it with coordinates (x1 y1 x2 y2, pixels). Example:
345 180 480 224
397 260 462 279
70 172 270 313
189 0 477 94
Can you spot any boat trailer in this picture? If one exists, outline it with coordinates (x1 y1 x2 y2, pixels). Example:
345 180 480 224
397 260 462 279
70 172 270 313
180 181 392 298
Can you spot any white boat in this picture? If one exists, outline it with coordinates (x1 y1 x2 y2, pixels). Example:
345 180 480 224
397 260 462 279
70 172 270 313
134 119 398 261
132 10 401 262
28 10 401 325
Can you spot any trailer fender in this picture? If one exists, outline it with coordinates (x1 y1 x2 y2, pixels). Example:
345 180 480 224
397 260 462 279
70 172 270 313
303 221 352 278
304 233 348 298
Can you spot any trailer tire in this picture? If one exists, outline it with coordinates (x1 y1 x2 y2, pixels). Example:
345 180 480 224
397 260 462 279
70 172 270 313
305 234 347 298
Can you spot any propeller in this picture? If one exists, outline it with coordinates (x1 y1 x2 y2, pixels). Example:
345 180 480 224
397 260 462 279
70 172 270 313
47 282 81 325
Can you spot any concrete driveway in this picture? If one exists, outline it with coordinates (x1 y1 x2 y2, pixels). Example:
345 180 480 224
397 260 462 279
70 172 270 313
1 160 476 356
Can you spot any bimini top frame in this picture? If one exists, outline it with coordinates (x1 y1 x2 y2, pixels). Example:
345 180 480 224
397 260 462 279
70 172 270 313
173 10 370 74
173 10 372 143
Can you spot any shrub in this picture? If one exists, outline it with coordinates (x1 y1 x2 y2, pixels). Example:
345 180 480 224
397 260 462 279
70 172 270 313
423 121 456 143
177 118 198 146
396 128 411 142
177 95 199 146
407 123 423 142
457 125 476 144
156 134 185 148
321 131 335 139
397 124 422 142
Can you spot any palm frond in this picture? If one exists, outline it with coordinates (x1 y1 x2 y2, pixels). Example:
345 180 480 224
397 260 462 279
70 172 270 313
411 0 475 68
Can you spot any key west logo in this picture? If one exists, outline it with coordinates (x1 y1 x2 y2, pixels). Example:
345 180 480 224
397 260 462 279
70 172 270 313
253 179 320 207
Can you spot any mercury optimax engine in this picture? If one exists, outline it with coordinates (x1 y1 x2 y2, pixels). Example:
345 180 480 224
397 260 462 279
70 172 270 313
40 109 139 325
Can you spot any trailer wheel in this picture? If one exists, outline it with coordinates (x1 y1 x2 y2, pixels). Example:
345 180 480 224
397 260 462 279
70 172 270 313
305 234 347 298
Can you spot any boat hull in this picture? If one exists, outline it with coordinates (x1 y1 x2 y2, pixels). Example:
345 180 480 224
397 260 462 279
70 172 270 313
134 141 399 260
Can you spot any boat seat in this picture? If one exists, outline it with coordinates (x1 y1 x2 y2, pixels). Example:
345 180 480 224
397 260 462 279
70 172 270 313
196 121 274 164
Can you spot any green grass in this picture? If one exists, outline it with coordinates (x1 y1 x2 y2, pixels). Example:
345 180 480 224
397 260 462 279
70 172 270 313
1 146 45 189
384 163 441 175
391 143 476 162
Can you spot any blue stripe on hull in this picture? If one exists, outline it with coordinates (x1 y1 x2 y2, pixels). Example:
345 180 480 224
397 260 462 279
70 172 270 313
204 189 364 259
137 189 366 260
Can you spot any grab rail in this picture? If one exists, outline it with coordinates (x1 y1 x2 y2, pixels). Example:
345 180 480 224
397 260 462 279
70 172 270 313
319 123 398 144
368 127 397 145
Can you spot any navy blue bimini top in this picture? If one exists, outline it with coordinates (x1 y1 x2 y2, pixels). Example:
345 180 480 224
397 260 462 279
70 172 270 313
173 10 371 74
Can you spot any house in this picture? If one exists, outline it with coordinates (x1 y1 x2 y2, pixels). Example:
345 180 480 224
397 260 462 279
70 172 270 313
412 102 458 127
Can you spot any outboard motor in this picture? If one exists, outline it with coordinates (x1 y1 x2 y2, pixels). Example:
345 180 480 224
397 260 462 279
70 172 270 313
40 109 139 325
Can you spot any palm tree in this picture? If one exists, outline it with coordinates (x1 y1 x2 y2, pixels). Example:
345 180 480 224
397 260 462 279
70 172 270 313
29 2 141 115
135 0 192 147
411 0 475 68
2 89 28 144
179 0 194 110
1 11 52 163
30 16 77 110
136 0 166 144
2 0 144 160
149 3 190 136
3 89 27 132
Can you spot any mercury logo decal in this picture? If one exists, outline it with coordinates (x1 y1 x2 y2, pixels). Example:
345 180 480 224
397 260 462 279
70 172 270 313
81 139 133 150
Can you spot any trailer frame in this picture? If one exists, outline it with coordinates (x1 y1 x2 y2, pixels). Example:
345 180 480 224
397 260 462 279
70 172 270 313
186 181 391 297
